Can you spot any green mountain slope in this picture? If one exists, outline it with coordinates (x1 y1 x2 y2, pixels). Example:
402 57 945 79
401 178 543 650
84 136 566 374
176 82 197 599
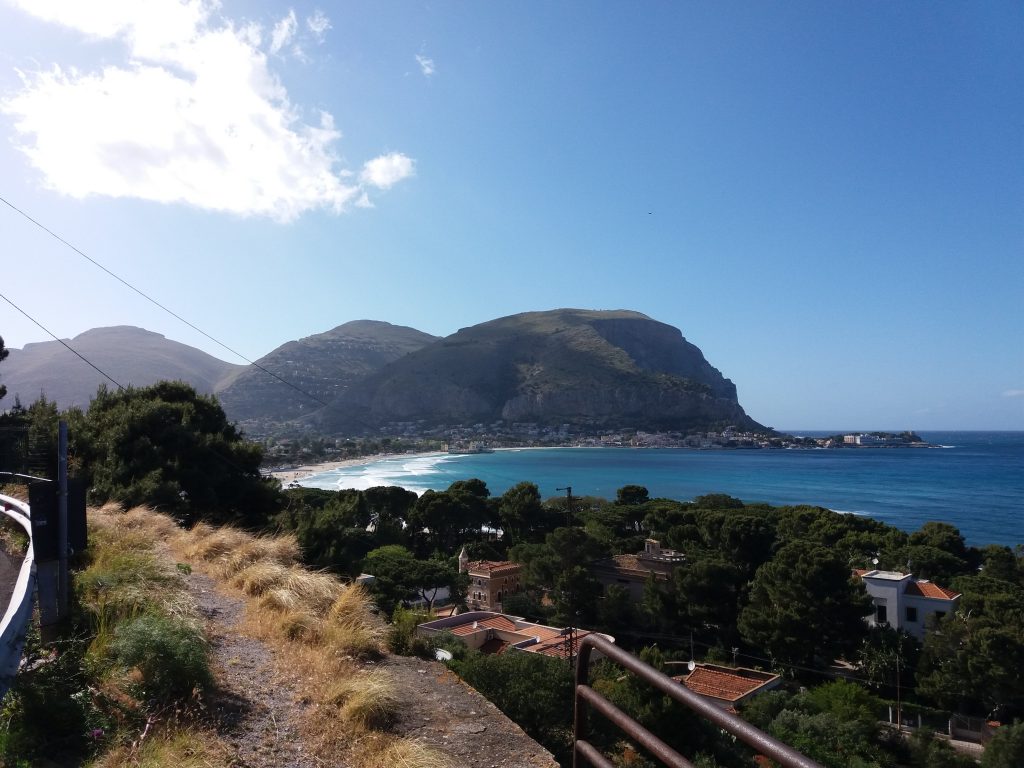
319 309 763 434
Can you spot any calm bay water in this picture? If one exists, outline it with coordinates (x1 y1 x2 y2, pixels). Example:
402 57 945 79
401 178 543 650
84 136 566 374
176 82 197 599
299 431 1024 547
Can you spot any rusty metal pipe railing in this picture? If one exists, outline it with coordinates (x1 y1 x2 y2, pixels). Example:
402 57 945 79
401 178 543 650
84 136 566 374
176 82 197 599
573 633 824 768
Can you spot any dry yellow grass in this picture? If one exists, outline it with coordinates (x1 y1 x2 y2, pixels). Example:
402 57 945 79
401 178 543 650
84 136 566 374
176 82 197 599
326 669 398 730
329 582 374 623
216 533 300 577
231 560 290 596
179 524 250 562
164 510 456 768
354 734 455 768
88 725 234 768
284 568 343 612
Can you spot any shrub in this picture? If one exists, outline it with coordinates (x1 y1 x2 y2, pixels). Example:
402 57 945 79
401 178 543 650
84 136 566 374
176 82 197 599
388 606 431 655
108 614 211 700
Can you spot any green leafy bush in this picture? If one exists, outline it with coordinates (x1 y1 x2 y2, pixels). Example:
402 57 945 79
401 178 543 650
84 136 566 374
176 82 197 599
109 614 211 700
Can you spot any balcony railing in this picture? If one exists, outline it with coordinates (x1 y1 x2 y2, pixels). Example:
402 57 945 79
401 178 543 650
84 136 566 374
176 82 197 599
573 633 823 768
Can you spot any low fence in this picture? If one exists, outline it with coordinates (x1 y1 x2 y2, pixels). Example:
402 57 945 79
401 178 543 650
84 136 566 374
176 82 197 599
0 493 35 698
573 633 823 768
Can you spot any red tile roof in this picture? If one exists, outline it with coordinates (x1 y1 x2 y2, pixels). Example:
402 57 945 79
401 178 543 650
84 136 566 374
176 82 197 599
676 665 779 703
525 631 594 660
449 615 517 636
904 580 960 600
465 560 521 576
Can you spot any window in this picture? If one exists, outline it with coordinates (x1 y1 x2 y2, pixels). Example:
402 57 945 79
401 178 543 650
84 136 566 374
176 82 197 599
905 606 918 623
876 604 888 625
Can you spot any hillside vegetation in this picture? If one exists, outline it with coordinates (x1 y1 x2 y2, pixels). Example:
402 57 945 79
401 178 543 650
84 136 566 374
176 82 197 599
321 308 762 433
216 319 438 429
0 502 451 768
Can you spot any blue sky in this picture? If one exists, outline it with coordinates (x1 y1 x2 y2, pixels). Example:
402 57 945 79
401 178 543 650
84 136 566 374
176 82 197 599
0 1 1021 430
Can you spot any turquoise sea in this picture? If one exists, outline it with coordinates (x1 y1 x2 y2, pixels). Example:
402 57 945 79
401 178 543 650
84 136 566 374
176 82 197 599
299 431 1024 547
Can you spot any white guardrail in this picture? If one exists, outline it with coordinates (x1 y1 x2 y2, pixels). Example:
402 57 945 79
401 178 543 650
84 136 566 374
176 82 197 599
0 493 35 698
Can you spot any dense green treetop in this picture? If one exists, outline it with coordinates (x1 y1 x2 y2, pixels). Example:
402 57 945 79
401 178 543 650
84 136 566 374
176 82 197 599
983 721 1024 768
738 542 871 667
76 382 278 526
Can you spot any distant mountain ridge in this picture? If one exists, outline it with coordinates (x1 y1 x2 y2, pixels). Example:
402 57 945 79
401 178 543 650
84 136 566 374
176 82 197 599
1 311 764 435
215 320 439 428
1 326 242 408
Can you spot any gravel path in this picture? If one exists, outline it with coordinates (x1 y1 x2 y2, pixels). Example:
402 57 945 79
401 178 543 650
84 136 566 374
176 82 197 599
186 571 322 768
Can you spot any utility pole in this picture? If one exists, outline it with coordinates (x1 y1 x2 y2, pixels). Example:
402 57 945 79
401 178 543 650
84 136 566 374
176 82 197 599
57 420 68 619
556 486 573 527
895 647 902 731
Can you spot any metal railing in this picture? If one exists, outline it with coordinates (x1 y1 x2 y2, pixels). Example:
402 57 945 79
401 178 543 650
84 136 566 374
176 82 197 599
573 633 823 768
0 493 35 699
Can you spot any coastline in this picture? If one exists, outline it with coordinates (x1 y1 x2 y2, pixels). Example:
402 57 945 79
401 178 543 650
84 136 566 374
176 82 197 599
269 451 443 485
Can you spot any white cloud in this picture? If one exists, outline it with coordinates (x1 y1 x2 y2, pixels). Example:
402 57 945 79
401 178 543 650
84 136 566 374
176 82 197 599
415 53 435 77
361 153 415 190
270 9 298 55
1002 389 1024 398
1 1 412 222
307 10 331 42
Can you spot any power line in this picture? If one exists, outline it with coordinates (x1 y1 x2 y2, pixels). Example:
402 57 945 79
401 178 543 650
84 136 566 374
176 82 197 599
0 291 123 390
0 195 329 408
0 290 264 485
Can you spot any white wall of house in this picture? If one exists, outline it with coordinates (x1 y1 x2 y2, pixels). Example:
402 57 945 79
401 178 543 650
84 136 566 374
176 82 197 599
860 570 957 641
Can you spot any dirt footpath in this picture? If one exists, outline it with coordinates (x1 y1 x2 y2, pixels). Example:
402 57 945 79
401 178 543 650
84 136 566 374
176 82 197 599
187 570 320 768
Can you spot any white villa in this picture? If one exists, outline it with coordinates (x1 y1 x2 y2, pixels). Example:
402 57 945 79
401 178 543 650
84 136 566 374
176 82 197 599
855 569 961 641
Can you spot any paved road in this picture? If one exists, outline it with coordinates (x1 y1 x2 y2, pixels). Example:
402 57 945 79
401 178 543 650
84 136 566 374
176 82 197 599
0 547 22 614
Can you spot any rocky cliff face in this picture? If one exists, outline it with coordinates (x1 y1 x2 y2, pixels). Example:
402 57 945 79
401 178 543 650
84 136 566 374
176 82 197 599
215 320 438 428
320 309 763 434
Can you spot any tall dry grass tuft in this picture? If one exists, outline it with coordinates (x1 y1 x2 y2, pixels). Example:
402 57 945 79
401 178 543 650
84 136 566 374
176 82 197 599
231 560 290 596
180 525 250 562
329 583 374 623
324 618 384 660
326 669 398 730
121 506 181 541
354 735 455 768
284 569 343 613
258 587 300 614
322 584 385 659
89 725 233 768
214 534 300 578
280 610 324 643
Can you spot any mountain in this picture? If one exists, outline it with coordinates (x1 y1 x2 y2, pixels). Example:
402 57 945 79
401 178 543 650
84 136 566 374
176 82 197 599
215 320 439 428
318 309 764 434
0 326 243 409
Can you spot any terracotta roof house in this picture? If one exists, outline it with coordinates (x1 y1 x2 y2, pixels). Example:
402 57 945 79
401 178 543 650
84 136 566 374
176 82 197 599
854 569 961 641
673 664 781 709
591 539 685 602
459 548 523 613
416 611 614 661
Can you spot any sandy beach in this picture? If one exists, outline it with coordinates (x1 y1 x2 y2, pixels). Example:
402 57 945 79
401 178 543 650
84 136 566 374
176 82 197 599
269 451 442 485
